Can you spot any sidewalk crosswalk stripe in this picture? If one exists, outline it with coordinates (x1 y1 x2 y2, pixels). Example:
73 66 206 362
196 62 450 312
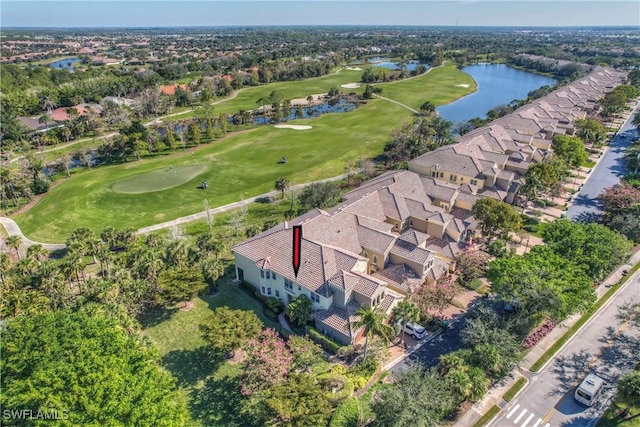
506 404 520 419
532 417 542 427
514 409 528 423
521 413 535 427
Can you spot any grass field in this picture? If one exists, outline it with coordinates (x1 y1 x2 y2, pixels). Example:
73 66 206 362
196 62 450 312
112 165 208 194
378 63 477 110
142 279 282 426
14 64 475 242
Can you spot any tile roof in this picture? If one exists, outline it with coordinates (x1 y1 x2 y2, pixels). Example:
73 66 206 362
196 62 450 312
374 264 424 295
313 300 360 339
390 239 434 265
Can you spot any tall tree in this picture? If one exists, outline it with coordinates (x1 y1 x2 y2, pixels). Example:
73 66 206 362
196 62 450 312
5 235 22 260
201 306 263 356
351 305 393 362
371 365 456 427
156 267 207 308
241 328 293 396
392 300 421 344
1 308 189 425
274 177 290 200
472 197 522 242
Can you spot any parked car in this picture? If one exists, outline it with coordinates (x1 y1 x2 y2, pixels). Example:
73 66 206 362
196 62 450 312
574 373 605 406
404 322 426 340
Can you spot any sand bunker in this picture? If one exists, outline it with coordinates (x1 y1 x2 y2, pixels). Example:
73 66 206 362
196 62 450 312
345 66 363 71
273 125 313 130
456 83 471 88
341 83 361 89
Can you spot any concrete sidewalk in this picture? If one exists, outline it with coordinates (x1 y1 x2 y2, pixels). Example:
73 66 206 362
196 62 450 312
454 249 640 427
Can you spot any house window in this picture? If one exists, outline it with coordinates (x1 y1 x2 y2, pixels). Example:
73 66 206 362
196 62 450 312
438 172 444 178
266 271 271 279
272 272 276 280
363 251 368 257
284 279 293 291
394 224 398 229
311 293 320 303
275 290 280 298
261 286 266 294
450 174 457 182
260 270 265 278
431 171 436 177
267 288 272 296
409 220 413 227
470 179 478 186
298 285 302 291
373 255 378 264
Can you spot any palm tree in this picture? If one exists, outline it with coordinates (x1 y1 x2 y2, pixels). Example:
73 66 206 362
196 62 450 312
419 101 436 116
392 300 420 345
0 252 11 283
275 177 290 199
26 244 48 264
201 258 225 290
351 305 393 362
5 235 22 260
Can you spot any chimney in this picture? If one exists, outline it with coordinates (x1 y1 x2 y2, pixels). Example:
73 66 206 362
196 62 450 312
284 221 288 229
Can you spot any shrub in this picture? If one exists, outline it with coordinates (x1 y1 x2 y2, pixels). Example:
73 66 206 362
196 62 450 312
525 216 541 225
307 327 341 354
266 297 285 315
465 278 483 291
264 309 278 320
524 319 557 349
346 357 379 389
486 239 511 258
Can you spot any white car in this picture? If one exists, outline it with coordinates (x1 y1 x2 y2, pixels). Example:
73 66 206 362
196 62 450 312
403 322 426 340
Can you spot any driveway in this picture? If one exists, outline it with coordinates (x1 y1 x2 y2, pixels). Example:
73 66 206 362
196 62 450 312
567 102 640 221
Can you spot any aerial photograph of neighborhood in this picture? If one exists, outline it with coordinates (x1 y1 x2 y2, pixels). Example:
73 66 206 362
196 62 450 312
1 0 640 426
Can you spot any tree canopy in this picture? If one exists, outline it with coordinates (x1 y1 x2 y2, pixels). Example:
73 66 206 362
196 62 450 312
0 308 189 426
551 134 588 168
472 197 522 242
371 365 456 427
486 245 595 321
201 306 263 355
541 218 632 282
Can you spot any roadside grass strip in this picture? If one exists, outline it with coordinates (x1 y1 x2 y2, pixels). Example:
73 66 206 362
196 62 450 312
530 261 640 372
502 377 528 402
473 405 501 427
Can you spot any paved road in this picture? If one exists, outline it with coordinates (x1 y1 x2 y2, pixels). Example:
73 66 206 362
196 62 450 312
388 319 466 375
490 271 640 427
567 102 640 221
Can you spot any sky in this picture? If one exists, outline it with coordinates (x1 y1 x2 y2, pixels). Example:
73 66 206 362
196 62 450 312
1 1 639 28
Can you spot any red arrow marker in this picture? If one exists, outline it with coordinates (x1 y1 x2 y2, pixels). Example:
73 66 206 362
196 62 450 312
292 225 302 277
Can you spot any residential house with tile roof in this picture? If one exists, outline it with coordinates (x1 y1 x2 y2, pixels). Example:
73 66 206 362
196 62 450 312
233 66 627 345
409 66 627 203
233 170 477 345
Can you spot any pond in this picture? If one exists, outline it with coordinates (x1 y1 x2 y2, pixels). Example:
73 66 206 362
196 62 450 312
436 63 557 124
49 57 81 71
354 56 428 72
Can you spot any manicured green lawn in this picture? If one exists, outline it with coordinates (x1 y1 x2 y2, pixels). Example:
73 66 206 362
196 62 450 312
378 63 477 110
142 279 281 426
15 100 409 241
112 165 208 194
15 65 475 242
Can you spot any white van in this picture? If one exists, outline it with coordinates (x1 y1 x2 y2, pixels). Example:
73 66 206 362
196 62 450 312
574 373 605 406
403 322 426 340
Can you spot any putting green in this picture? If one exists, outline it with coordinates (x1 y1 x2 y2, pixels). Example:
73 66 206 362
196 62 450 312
112 165 208 194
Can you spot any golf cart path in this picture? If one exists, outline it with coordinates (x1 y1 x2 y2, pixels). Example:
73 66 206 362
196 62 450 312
372 94 420 114
0 217 66 250
1 172 351 249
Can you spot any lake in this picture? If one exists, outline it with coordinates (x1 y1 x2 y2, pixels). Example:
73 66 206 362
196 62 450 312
50 57 81 71
436 64 557 124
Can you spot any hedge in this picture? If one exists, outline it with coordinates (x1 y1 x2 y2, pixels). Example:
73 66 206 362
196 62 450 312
307 326 345 355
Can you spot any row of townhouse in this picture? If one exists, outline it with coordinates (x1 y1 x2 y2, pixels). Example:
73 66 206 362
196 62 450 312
232 66 627 345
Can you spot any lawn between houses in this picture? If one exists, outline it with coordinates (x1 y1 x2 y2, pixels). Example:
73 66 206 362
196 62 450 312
14 63 474 242
142 280 283 427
